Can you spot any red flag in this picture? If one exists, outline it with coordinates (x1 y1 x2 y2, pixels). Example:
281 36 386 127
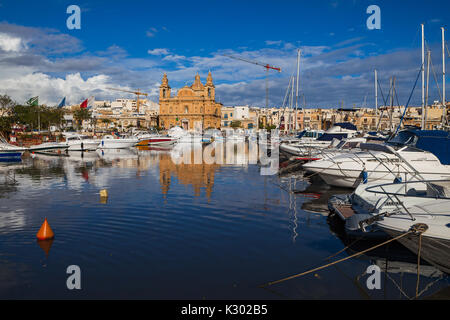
80 99 88 108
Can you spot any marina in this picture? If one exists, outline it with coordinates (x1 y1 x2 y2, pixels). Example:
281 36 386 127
0 0 449 303
0 135 449 299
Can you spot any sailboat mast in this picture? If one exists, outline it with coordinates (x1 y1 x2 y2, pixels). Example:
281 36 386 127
442 27 446 126
421 23 425 129
374 69 378 116
425 50 431 129
295 49 300 132
389 77 393 131
290 74 294 133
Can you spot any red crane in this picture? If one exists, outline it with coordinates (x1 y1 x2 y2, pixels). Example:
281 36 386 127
223 54 281 108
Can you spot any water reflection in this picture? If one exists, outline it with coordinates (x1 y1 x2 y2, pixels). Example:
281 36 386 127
0 145 448 299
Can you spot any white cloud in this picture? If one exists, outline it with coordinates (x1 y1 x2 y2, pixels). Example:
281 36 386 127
162 54 187 61
0 72 132 105
147 48 170 55
0 22 437 109
0 32 26 52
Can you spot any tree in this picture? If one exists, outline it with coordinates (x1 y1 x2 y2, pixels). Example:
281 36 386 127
0 94 15 137
73 108 92 129
0 94 15 109
230 120 242 128
0 116 13 137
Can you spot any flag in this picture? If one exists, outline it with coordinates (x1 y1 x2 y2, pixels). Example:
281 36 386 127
80 98 88 108
26 96 39 106
87 96 95 109
57 97 66 108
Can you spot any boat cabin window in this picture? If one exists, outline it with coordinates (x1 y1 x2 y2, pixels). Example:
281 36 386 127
388 131 418 147
317 133 348 141
341 142 360 149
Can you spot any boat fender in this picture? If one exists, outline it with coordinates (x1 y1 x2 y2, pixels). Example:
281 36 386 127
360 170 368 184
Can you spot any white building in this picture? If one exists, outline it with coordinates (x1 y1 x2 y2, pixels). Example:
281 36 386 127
234 105 250 120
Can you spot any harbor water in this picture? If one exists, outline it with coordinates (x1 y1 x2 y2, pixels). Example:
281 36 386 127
0 144 448 299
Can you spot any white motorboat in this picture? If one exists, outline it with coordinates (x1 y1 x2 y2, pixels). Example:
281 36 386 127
303 130 450 188
141 135 178 146
134 132 177 146
280 123 358 157
374 184 450 274
98 134 139 149
330 179 450 274
284 136 369 163
280 129 324 144
0 135 27 159
63 133 100 151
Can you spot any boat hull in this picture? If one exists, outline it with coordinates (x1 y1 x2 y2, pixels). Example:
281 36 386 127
137 137 177 146
315 168 450 188
381 227 450 274
98 140 138 149
0 151 23 159
67 141 99 151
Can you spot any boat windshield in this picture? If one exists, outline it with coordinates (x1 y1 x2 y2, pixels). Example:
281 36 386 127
297 131 306 139
387 131 418 147
317 133 348 141
337 141 360 149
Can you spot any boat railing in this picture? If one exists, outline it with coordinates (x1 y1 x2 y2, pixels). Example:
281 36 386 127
361 179 450 223
364 179 450 201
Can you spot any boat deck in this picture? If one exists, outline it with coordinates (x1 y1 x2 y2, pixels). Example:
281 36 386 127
333 204 356 219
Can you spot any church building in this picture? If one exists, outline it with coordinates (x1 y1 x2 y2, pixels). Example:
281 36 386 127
158 72 222 131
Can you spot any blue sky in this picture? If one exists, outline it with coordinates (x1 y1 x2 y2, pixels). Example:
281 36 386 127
0 0 448 107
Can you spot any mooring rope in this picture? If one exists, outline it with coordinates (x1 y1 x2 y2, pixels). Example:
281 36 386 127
415 232 423 299
261 223 428 287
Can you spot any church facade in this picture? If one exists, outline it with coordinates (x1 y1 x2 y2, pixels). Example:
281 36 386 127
158 72 222 131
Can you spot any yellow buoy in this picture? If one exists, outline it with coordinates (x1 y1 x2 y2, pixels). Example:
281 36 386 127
100 189 108 198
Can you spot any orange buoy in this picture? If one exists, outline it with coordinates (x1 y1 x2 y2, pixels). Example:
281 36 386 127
36 218 55 240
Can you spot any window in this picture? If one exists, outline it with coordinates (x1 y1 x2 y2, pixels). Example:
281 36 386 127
184 106 188 113
162 89 166 98
208 88 211 97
